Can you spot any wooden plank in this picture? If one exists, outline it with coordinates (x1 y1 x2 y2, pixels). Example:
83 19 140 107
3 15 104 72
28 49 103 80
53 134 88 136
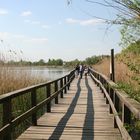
17 76 122 140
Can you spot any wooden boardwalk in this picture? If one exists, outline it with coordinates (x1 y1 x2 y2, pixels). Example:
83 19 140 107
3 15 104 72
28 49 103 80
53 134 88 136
17 76 122 140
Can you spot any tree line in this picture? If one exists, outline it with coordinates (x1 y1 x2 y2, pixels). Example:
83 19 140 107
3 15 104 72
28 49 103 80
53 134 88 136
0 55 107 66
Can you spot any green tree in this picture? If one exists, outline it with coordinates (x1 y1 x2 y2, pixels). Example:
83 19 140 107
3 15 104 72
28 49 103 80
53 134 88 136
85 56 101 65
56 59 63 66
47 58 63 66
38 59 46 65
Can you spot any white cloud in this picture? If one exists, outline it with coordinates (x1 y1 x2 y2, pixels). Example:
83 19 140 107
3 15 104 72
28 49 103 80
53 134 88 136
66 18 79 24
26 38 48 44
66 18 105 26
13 34 25 39
0 32 26 40
31 21 40 25
24 19 50 30
24 19 31 23
42 25 50 29
0 32 48 45
0 8 8 15
80 19 105 26
24 19 40 25
0 32 11 40
21 11 32 17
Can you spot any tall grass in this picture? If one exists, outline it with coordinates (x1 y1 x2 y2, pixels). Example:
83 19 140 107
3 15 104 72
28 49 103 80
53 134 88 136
93 55 140 137
93 56 140 102
0 41 45 95
0 65 47 139
0 66 45 95
0 45 47 139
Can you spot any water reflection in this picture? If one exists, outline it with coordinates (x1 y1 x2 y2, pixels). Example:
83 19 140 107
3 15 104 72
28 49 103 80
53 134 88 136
7 66 70 81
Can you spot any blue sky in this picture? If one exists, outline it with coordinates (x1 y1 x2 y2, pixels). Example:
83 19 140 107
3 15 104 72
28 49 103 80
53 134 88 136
0 0 122 61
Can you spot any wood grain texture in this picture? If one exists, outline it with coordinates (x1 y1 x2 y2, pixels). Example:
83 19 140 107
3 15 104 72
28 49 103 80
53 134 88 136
17 76 122 140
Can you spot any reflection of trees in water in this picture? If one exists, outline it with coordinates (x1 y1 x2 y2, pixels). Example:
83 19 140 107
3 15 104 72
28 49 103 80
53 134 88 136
47 68 69 80
6 67 70 81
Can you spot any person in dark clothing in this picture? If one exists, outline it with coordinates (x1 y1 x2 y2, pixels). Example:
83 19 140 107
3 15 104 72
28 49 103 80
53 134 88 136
75 64 79 78
79 64 83 79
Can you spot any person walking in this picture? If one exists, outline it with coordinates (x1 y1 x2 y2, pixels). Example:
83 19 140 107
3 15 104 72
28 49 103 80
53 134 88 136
75 64 79 78
79 64 83 79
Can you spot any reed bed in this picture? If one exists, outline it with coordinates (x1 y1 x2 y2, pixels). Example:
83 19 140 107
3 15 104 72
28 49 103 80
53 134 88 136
93 57 140 102
0 66 49 139
0 47 48 139
0 65 45 95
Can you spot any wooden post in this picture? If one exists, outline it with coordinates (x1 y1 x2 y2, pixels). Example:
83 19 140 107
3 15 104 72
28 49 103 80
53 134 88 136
109 88 114 114
47 83 51 112
67 75 70 90
114 93 119 112
64 77 67 93
3 99 12 140
106 84 109 104
60 78 63 98
55 80 58 104
114 117 118 128
31 88 37 126
110 49 115 82
122 104 131 124
114 93 119 128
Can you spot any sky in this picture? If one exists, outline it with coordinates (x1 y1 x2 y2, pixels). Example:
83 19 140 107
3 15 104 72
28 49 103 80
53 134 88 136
0 0 122 62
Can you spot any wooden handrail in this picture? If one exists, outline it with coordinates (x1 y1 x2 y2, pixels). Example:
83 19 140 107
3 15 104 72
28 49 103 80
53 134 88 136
0 69 75 140
90 69 140 119
90 68 140 140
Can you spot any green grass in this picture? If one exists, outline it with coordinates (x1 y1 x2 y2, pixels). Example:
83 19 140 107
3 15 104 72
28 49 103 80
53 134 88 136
117 82 140 102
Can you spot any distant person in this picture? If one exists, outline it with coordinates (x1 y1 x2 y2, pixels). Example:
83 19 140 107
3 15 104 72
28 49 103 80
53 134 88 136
75 64 79 78
79 64 83 79
84 65 89 76
85 66 88 76
87 66 90 75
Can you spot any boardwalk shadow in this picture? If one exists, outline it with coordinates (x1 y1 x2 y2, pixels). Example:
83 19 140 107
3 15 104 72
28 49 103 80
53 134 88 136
48 78 81 139
82 76 94 140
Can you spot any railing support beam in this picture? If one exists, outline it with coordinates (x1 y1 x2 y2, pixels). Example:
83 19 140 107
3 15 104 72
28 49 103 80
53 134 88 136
55 81 58 104
47 83 51 112
31 88 37 126
3 99 12 140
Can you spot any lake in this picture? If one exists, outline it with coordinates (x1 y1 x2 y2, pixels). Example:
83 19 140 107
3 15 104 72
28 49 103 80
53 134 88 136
9 66 71 81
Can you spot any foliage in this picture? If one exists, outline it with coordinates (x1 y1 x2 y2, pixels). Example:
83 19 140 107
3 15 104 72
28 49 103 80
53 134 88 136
7 59 47 66
116 41 140 102
120 19 140 47
85 56 102 65
64 59 80 67
33 59 46 66
122 40 140 54
3 59 64 66
117 82 140 102
117 40 140 74
64 56 103 67
47 58 63 66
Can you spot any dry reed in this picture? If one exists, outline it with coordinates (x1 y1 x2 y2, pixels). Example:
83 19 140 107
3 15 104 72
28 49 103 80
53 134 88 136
0 44 44 95
0 66 44 95
93 57 136 83
93 56 140 102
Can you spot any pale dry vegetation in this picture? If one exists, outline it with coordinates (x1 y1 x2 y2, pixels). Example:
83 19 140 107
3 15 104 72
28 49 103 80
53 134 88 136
0 46 44 95
93 57 135 83
0 65 44 95
93 52 140 102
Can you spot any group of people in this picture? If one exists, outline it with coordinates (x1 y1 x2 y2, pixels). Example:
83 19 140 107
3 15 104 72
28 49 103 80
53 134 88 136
75 64 91 79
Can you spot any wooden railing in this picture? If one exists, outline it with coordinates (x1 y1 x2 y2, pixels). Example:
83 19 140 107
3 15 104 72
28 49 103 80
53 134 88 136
0 70 75 140
90 68 140 140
